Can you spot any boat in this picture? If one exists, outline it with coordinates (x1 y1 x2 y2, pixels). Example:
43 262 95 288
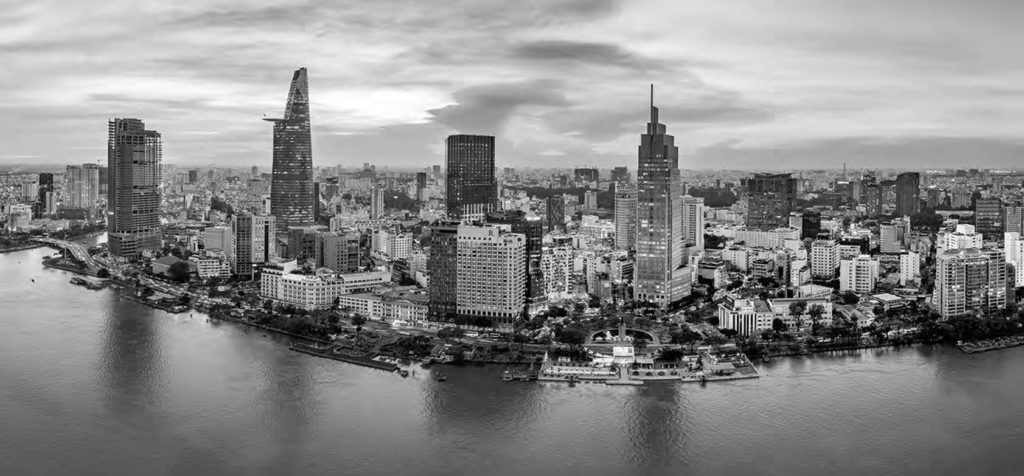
568 375 578 387
434 372 447 382
761 352 771 362
399 369 409 378
502 370 514 382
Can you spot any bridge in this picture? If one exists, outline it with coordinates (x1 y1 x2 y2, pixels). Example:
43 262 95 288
34 238 100 271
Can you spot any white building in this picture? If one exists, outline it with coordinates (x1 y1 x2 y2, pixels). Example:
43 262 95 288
261 260 392 310
899 251 921 286
938 224 983 253
839 255 878 293
614 185 637 251
681 195 705 250
202 225 232 253
1004 232 1024 288
934 247 1007 318
810 239 840 279
456 224 526 327
189 255 232 279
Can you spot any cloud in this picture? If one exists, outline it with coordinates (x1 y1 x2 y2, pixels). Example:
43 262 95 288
427 80 571 134
510 40 669 72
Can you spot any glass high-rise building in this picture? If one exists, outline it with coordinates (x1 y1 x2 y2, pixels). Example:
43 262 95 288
266 67 314 232
614 184 637 251
635 86 688 306
65 164 100 210
107 118 162 258
445 134 496 220
895 172 921 216
746 173 798 230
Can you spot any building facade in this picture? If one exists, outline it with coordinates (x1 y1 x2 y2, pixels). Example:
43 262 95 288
232 213 276 278
895 172 920 216
107 118 162 258
935 247 1007 318
681 195 705 250
634 87 688 306
445 134 496 220
746 173 797 230
267 67 315 231
614 184 637 251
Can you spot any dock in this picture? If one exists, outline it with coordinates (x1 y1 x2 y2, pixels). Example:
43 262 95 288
290 343 398 371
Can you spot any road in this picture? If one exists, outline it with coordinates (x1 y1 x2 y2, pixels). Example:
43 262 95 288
34 238 99 270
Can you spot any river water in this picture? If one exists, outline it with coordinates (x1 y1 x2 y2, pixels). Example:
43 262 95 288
2 238 1023 475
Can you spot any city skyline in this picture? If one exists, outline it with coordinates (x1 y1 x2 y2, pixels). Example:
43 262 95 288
4 1 1024 170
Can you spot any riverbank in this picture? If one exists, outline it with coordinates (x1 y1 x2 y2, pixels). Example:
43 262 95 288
0 243 44 254
957 335 1024 354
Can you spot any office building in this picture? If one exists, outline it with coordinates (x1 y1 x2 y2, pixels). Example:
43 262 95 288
899 251 921 286
232 213 276 278
935 247 1007 318
107 118 162 258
746 173 798 230
370 185 385 219
415 172 428 201
266 67 314 231
681 195 705 250
583 190 598 211
1004 204 1023 235
487 210 546 315
974 198 1003 240
895 172 920 216
455 224 526 328
65 164 100 210
202 225 232 253
614 184 637 251
811 238 840 279
445 134 496 220
839 255 878 293
939 224 984 252
611 166 630 184
427 222 460 322
635 86 688 307
316 230 362 274
546 191 565 233
574 168 599 183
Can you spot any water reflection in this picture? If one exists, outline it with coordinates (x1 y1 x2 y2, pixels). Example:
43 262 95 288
624 383 684 470
99 296 165 429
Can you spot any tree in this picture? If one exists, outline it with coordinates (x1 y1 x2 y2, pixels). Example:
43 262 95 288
707 316 720 327
788 300 808 331
839 291 860 305
633 335 649 354
331 296 340 311
96 268 110 279
556 325 587 353
263 300 274 312
807 304 826 335
772 318 786 332
703 334 727 346
167 261 191 283
351 314 368 332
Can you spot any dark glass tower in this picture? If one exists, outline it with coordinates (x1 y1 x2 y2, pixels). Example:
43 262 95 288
266 67 314 232
635 86 686 306
428 221 460 322
895 172 920 216
445 134 496 220
107 118 162 258
746 173 798 230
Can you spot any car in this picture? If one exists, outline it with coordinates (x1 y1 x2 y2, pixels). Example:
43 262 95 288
464 331 479 338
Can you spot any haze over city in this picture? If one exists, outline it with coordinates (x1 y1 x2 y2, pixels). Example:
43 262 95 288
4 0 1024 170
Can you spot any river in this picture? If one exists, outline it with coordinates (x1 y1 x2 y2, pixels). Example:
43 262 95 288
1 238 1023 475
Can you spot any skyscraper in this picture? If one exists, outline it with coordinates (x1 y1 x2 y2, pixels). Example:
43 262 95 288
746 173 798 230
266 67 314 232
614 184 637 251
635 86 688 306
611 166 630 184
895 172 920 216
573 168 599 183
681 195 705 250
35 173 55 217
65 164 100 210
975 198 1003 239
107 118 162 258
370 185 385 219
427 222 460 322
445 134 496 220
546 191 565 233
415 172 428 201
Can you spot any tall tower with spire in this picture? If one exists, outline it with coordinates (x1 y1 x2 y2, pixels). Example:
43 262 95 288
635 85 689 307
266 67 314 232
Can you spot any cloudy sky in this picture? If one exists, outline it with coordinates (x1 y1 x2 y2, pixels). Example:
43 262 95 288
3 0 1023 170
